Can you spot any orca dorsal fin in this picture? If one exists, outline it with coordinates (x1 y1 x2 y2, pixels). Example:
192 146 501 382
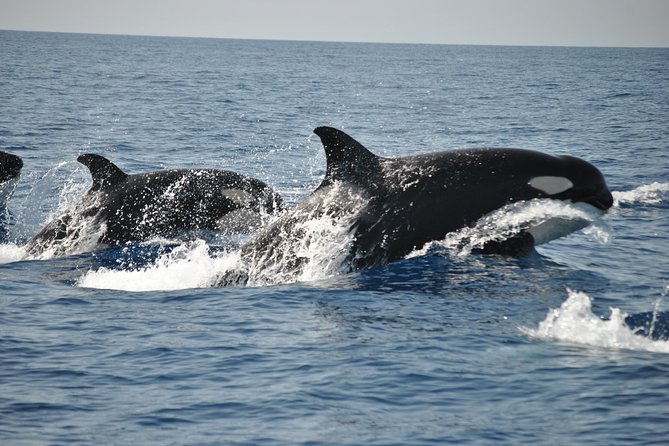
313 127 381 186
77 153 128 191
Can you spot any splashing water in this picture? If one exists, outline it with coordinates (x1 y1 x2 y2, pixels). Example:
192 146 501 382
23 192 107 260
76 203 359 291
0 177 20 208
15 161 88 235
78 197 604 290
223 182 366 287
77 240 236 291
0 243 27 264
0 163 92 263
521 289 669 353
56 181 669 290
408 199 610 258
612 182 669 207
77 183 366 290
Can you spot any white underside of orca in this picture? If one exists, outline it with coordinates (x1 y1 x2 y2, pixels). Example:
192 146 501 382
527 202 603 246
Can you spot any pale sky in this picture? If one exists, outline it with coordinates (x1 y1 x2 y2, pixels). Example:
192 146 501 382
1 0 668 47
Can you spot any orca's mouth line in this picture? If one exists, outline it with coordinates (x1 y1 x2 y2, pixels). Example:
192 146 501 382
583 192 615 211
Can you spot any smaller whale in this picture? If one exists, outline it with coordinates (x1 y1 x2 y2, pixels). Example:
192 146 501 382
217 127 613 286
25 154 283 257
0 150 23 241
0 150 23 208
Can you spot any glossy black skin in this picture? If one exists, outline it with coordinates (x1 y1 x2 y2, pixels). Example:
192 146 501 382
0 150 22 241
0 150 23 183
220 127 613 284
340 140 614 269
26 154 283 254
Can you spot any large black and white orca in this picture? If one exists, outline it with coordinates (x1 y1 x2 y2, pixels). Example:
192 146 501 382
25 154 283 257
217 126 613 285
0 150 23 208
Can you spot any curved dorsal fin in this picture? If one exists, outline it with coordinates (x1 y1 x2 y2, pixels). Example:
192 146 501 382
77 153 128 191
313 127 381 186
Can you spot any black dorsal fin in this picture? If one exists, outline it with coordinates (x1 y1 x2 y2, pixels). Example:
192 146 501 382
313 127 381 186
0 150 23 180
77 153 128 191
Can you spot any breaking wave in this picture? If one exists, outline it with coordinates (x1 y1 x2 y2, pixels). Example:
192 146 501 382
522 288 669 353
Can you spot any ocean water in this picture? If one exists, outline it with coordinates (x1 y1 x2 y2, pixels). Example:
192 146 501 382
1 30 668 445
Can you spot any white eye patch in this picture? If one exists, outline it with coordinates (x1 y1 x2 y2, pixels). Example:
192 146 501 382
528 176 574 195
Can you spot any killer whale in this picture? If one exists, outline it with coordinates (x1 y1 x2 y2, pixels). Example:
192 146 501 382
25 154 283 257
0 150 23 241
217 126 613 285
0 150 23 207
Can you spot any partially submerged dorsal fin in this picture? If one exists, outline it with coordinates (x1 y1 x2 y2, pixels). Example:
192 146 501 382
77 153 128 191
313 127 381 185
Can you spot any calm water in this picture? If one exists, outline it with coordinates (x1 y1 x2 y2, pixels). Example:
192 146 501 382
1 31 669 445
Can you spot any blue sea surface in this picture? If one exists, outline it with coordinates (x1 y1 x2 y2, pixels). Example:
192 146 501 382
1 31 669 445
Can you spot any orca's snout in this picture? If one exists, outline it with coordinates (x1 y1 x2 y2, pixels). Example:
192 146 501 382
557 155 613 211
585 188 614 211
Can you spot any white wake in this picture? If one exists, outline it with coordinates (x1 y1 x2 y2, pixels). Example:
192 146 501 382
612 182 669 206
521 289 669 353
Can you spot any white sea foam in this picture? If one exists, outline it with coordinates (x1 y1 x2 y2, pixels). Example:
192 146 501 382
0 243 27 264
77 240 237 291
521 289 669 354
612 182 669 207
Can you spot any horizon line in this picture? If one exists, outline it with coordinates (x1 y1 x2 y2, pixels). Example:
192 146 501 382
2 28 668 50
